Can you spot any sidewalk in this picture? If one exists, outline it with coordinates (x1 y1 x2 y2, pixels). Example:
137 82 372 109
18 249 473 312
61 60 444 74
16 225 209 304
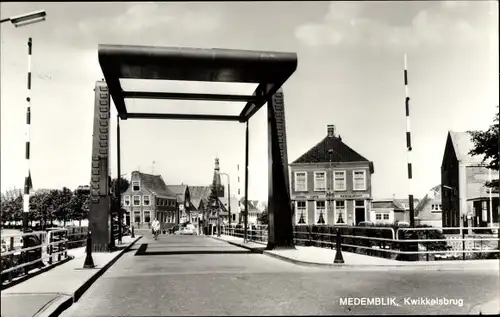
1 235 142 317
213 235 500 271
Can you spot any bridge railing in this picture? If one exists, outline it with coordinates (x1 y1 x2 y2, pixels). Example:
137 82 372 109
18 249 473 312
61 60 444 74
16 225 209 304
221 225 499 261
1 229 71 284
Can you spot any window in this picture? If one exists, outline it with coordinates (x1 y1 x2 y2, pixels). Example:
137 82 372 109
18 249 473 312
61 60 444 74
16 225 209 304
376 214 382 220
143 195 151 206
383 214 389 220
132 181 140 191
334 171 346 191
295 201 308 225
294 172 307 192
431 204 442 211
315 201 327 224
123 195 130 206
133 195 141 206
353 170 366 191
314 172 326 191
333 200 346 225
134 211 141 223
144 211 151 223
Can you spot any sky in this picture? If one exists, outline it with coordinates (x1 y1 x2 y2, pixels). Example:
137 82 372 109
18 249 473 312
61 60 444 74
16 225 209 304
1 1 498 201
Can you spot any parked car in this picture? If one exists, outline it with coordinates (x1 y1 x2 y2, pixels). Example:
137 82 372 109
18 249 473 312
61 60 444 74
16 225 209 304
396 221 410 228
177 224 197 235
357 221 374 227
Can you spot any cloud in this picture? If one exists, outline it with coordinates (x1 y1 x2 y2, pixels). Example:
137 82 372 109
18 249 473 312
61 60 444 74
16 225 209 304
295 2 487 50
75 3 221 42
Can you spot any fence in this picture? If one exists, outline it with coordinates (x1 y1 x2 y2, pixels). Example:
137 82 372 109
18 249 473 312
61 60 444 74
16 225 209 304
221 225 499 261
0 228 82 284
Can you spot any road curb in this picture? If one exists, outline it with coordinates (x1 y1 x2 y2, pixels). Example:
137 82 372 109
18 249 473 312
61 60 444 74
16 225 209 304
38 236 143 317
212 236 498 271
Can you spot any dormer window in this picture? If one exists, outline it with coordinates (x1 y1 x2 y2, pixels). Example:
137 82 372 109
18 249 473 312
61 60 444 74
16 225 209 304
132 181 140 191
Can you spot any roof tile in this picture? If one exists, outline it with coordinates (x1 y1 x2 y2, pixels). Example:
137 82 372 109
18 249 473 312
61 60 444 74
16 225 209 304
292 136 370 164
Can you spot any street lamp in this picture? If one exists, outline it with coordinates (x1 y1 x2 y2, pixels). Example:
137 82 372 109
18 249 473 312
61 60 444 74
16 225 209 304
0 10 47 27
220 172 231 226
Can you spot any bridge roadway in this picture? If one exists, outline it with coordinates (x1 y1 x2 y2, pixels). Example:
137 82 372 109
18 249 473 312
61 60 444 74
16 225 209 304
60 233 499 316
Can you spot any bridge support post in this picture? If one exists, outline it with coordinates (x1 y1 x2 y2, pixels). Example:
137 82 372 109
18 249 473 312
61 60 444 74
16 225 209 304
88 80 112 252
266 88 294 250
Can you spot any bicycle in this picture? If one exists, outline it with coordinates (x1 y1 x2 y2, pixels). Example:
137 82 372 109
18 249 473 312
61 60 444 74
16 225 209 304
153 229 160 240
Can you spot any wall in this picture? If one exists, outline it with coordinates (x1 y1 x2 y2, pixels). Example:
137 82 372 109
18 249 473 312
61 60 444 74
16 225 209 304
416 199 442 228
370 208 394 224
122 172 155 226
290 161 372 226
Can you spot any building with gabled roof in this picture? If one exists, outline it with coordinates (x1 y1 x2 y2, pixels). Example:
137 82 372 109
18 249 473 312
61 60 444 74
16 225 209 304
122 171 178 229
441 131 499 229
371 197 421 225
290 125 374 226
165 184 191 223
415 185 442 227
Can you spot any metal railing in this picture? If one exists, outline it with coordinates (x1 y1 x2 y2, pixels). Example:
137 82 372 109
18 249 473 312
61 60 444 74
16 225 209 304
1 229 72 283
221 225 499 261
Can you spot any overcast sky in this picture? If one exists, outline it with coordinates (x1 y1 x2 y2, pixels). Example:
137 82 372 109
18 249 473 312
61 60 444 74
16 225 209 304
1 1 498 201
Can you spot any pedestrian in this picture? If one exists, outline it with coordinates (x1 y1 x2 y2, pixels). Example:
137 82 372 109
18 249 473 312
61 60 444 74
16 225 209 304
151 218 161 240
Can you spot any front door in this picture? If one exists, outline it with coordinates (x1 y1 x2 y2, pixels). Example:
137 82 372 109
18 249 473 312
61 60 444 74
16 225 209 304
354 200 366 225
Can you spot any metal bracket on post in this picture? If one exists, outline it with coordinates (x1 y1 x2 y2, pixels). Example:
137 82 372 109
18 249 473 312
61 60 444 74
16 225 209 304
83 231 95 269
334 227 344 264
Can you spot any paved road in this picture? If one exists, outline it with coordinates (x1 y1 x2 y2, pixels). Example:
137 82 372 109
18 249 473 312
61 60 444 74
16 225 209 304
60 234 499 316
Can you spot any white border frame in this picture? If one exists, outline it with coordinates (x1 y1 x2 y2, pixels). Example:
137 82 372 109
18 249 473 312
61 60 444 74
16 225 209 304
353 170 367 191
313 171 327 192
132 195 141 206
294 171 308 192
295 200 308 225
333 170 347 191
314 200 327 225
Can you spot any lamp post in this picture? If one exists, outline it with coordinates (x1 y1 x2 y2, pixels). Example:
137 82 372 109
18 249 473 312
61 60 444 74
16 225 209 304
0 10 46 27
220 172 231 227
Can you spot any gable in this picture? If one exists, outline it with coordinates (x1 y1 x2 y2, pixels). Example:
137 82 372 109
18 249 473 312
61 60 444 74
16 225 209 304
292 136 370 164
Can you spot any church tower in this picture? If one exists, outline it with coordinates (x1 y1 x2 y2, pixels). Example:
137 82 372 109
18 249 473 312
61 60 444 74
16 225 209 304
211 158 225 198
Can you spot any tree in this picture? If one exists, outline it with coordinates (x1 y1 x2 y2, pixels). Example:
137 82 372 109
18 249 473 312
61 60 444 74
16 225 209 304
111 177 130 198
257 205 268 225
468 105 499 189
29 191 53 228
0 189 23 226
70 189 90 226
51 187 73 226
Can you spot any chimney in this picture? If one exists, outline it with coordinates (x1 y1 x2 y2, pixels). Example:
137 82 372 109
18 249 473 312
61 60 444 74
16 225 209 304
327 125 335 137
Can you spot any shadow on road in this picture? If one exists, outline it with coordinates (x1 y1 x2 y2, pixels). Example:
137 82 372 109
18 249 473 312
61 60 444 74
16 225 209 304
134 244 263 256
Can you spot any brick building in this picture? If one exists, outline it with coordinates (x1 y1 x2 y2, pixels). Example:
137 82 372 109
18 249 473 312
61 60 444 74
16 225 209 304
415 185 442 228
371 197 420 225
441 131 499 229
122 171 177 229
165 184 191 224
289 125 374 226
